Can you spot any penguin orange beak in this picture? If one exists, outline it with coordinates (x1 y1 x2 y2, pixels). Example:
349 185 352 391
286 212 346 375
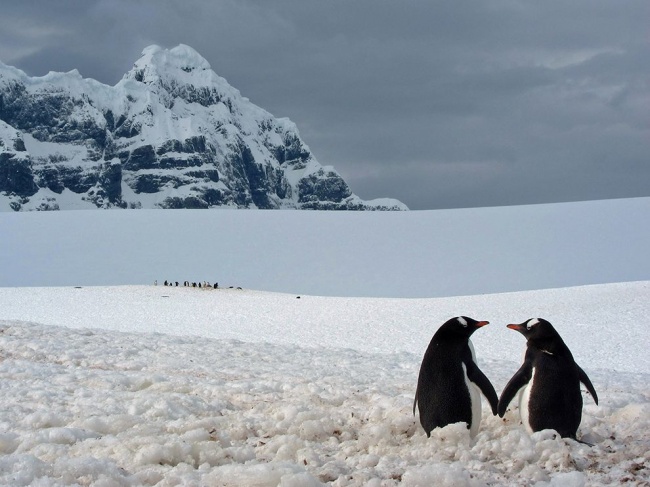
507 323 525 332
476 321 489 327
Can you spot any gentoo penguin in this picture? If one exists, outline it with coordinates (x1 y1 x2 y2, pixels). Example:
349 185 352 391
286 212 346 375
414 316 498 437
498 318 598 440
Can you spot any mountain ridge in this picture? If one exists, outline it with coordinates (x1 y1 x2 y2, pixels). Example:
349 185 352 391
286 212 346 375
0 44 407 211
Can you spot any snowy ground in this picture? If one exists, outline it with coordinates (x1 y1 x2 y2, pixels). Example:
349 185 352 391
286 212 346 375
2 197 649 298
1 283 648 486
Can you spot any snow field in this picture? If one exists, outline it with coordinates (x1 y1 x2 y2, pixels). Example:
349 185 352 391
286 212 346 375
2 197 649 299
0 283 649 485
0 283 647 372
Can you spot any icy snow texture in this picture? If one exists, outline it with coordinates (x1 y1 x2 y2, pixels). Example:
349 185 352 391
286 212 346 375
0 283 648 486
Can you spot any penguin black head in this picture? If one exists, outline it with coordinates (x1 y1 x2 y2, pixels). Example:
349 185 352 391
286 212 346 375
506 318 555 339
506 318 568 354
438 316 489 339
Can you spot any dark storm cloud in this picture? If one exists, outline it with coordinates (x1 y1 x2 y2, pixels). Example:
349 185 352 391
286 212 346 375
1 0 648 209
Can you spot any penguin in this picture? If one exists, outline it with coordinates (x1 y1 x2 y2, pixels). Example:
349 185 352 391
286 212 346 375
497 318 598 440
414 316 498 438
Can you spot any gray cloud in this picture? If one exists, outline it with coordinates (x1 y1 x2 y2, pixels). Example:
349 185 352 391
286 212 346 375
1 0 648 209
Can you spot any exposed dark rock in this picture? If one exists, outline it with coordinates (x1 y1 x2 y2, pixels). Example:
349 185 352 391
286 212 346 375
157 139 183 155
0 44 407 211
185 169 219 182
132 174 169 193
38 166 65 193
125 145 157 170
160 195 209 209
113 118 141 139
202 188 222 206
184 136 207 153
13 138 25 151
280 133 311 165
99 162 122 203
298 169 352 204
0 153 38 196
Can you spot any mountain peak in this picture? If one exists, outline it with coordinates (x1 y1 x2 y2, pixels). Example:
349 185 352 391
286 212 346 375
137 44 212 72
125 44 219 89
0 44 408 211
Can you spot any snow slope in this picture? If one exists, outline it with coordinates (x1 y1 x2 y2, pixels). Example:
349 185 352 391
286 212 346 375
1 197 649 297
0 283 648 486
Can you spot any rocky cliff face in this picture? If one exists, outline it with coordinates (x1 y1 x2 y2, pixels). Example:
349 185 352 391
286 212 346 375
0 45 407 211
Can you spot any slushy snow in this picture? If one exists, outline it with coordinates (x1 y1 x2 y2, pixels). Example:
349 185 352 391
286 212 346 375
0 284 648 486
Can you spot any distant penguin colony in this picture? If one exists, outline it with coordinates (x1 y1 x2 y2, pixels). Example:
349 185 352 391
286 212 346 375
155 280 225 289
414 316 498 438
497 318 598 440
414 317 599 443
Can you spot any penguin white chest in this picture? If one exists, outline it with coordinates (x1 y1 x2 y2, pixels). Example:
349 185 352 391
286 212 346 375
463 340 482 438
518 367 536 435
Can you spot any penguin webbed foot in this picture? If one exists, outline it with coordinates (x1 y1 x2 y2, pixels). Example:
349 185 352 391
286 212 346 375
570 436 595 447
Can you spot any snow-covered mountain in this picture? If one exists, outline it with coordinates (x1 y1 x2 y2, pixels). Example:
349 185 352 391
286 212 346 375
0 45 406 211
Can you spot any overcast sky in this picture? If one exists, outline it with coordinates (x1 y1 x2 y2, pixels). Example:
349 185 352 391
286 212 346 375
1 0 648 210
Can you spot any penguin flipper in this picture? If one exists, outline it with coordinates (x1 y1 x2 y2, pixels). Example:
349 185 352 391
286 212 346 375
577 364 599 405
413 379 420 416
497 363 532 417
466 361 498 415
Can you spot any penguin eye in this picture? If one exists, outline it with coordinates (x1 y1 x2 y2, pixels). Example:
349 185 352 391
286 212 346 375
527 318 540 330
457 317 468 328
